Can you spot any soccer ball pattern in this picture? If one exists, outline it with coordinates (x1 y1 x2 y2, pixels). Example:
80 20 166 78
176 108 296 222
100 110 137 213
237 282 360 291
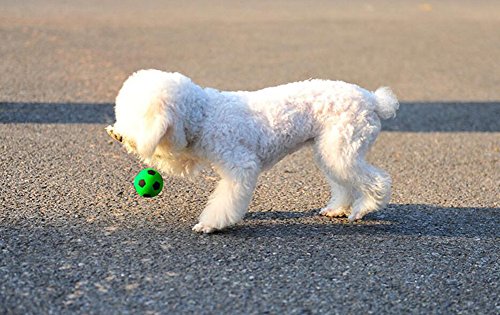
133 168 164 198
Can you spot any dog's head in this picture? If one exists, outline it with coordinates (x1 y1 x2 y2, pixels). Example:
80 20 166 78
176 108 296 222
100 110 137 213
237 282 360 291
106 69 190 160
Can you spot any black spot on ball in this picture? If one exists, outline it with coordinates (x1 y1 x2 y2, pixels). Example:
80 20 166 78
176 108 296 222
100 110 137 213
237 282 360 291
143 194 152 198
138 179 146 188
153 181 161 190
148 170 156 176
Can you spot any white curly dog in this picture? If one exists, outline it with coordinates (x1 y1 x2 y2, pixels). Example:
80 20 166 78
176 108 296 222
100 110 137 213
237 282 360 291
106 69 399 233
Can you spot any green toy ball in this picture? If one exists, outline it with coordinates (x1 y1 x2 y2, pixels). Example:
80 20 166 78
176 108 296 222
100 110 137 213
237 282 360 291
133 168 164 198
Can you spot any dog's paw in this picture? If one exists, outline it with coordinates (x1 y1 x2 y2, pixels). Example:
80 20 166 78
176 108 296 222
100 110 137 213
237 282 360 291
320 207 349 218
192 223 216 234
348 211 364 222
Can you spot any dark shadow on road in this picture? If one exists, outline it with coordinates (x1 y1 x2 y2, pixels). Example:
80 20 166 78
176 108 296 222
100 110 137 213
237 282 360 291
383 102 500 132
1 203 497 315
240 204 499 238
0 102 115 124
0 101 499 131
1 204 497 239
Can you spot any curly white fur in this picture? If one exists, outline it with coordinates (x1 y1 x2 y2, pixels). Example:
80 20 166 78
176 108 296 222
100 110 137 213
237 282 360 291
107 69 399 233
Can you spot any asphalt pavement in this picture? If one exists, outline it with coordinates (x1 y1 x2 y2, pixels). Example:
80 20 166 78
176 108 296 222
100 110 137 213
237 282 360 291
0 1 499 314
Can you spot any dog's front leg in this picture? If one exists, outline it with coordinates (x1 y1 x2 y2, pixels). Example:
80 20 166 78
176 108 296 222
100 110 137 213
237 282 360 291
193 167 258 233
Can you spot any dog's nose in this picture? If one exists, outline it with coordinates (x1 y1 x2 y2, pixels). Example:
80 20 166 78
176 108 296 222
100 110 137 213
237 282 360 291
105 125 114 135
106 125 123 143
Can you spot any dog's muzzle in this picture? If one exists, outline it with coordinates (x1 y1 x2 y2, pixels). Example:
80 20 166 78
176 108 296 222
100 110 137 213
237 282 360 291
106 125 123 143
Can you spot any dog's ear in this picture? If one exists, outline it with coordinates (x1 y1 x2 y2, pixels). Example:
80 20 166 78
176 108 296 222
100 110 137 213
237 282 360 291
136 115 169 158
169 117 187 150
136 109 187 158
114 69 191 158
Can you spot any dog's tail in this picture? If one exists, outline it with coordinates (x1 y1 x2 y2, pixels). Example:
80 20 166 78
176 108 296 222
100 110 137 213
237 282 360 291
372 87 399 120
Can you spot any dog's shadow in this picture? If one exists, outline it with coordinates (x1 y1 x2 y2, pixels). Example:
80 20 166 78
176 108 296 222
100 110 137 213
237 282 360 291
231 204 499 239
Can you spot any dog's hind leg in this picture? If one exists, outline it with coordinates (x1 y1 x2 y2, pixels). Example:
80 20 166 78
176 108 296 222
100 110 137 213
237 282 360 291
314 150 354 217
192 162 259 233
315 116 390 221
348 162 391 221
